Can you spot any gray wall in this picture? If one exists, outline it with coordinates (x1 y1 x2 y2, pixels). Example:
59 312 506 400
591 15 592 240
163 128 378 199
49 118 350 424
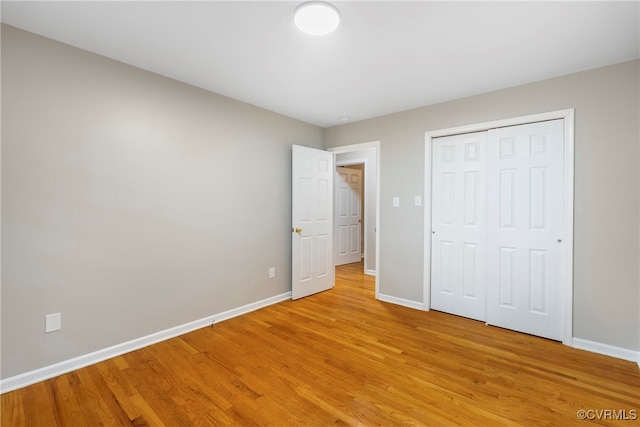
1 25 323 378
324 60 640 352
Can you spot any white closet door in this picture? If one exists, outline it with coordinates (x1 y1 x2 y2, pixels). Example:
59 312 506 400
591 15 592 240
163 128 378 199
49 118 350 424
486 119 564 340
431 131 487 321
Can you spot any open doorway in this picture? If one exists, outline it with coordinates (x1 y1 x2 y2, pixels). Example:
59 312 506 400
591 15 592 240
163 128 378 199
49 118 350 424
328 142 380 297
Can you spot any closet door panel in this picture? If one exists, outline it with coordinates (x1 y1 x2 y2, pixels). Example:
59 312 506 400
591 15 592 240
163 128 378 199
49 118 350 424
431 131 487 321
486 119 565 341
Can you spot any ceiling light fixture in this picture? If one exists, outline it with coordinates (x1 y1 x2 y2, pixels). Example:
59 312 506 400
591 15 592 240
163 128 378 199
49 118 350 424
294 2 340 35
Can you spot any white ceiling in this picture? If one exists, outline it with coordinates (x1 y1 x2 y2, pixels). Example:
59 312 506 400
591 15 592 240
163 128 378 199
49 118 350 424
2 1 639 128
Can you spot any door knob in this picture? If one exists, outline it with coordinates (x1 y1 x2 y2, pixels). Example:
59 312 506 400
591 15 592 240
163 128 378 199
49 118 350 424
293 227 302 234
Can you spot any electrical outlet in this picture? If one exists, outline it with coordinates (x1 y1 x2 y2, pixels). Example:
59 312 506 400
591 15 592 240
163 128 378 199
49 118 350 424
45 313 61 333
414 195 422 206
268 267 276 279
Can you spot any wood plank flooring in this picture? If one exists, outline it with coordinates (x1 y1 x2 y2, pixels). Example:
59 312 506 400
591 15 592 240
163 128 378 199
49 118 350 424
2 261 639 426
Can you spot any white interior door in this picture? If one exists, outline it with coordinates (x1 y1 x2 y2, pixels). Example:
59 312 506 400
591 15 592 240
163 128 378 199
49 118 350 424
335 167 362 266
431 131 488 321
291 145 335 300
486 119 565 340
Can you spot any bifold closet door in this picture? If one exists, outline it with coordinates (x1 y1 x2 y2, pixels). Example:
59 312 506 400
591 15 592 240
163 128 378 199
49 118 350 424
486 119 565 341
431 131 487 321
431 119 565 341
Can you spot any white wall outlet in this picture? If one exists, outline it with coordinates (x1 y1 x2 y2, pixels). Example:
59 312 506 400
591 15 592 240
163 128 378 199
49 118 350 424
393 196 400 207
268 267 276 279
414 195 422 206
45 313 61 333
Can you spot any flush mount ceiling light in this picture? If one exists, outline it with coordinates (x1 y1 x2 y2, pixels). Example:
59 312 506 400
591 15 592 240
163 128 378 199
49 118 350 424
294 2 340 35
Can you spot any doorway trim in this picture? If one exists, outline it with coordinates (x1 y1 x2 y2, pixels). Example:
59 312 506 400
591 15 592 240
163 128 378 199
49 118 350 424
423 109 575 346
329 141 381 299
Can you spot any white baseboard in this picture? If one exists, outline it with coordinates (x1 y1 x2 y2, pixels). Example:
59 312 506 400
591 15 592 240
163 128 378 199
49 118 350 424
572 338 640 364
0 292 291 394
365 269 376 276
377 293 425 311
376 298 639 367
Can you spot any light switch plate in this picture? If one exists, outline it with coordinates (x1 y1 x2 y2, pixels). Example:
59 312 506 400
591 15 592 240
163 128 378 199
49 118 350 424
45 313 61 333
414 195 422 206
393 197 400 207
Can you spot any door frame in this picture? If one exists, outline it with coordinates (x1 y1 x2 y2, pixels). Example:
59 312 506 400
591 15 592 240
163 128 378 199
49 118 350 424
423 109 575 346
329 141 381 299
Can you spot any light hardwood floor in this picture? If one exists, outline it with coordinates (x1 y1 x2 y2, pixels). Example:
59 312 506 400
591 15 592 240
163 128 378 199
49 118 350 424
2 261 639 426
